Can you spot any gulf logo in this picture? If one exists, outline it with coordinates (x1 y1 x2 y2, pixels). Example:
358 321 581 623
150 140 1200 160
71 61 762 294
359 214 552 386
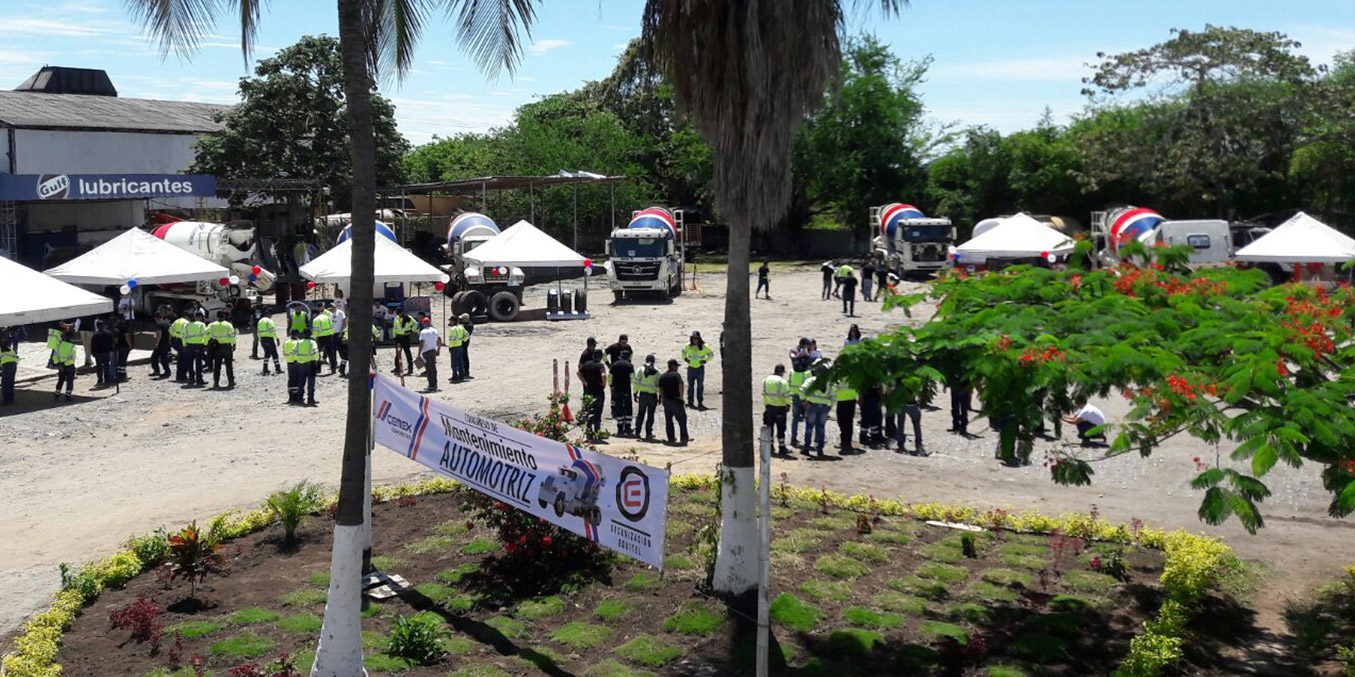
879 203 926 240
1110 208 1164 248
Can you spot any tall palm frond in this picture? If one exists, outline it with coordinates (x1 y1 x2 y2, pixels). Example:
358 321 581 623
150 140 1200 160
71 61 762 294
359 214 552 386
124 0 264 59
448 0 538 76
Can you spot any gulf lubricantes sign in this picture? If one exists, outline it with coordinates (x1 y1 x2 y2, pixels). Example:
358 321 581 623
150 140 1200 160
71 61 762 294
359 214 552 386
0 174 216 200
373 375 670 569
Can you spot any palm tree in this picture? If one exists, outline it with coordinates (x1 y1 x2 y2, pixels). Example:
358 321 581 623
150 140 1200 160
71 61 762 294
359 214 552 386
641 0 902 606
123 2 539 674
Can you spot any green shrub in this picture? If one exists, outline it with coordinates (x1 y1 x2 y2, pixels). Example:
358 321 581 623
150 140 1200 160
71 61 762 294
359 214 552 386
388 613 446 665
614 634 683 667
59 563 103 602
770 593 820 632
552 622 612 649
264 480 326 543
126 530 170 569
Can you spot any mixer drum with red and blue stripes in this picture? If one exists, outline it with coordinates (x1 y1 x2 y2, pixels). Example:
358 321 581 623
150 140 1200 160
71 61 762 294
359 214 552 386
446 212 500 249
337 221 397 244
879 203 926 240
628 206 678 238
1109 208 1164 248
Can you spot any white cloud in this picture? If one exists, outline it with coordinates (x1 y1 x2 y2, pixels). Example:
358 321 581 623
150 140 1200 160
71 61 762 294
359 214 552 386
0 17 120 37
1287 25 1355 66
59 1 109 13
933 57 1094 83
389 96 519 144
529 39 570 55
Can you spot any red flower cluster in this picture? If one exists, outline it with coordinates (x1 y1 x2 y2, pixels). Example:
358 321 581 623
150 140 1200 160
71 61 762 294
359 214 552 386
994 335 1013 353
1281 295 1342 357
1017 346 1065 366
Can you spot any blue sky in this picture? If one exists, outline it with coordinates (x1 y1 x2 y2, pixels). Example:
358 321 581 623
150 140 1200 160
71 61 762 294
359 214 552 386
2 1 1352 146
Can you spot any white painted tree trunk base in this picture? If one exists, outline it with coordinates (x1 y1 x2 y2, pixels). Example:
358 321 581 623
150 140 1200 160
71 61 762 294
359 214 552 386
310 524 369 677
713 465 758 595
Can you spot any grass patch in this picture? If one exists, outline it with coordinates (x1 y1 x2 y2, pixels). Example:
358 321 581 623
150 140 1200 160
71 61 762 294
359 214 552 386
515 596 566 620
826 628 884 656
623 571 662 592
799 578 852 602
406 535 457 555
948 602 993 623
594 599 634 622
432 520 471 537
209 632 274 659
965 580 1021 603
437 563 480 586
916 562 969 582
459 539 499 555
772 528 824 554
369 554 403 571
485 616 526 639
277 613 323 633
839 541 890 563
517 646 568 670
808 515 857 531
666 521 693 540
305 571 330 587
663 554 695 570
364 653 414 672
1050 594 1104 613
1026 612 1083 636
1010 632 1068 661
981 568 1035 588
1000 540 1049 556
919 620 969 643
843 606 906 629
447 666 512 677
583 659 657 677
1061 570 1119 594
166 620 222 639
814 554 870 579
890 576 948 600
362 630 387 649
663 601 725 636
1001 553 1047 570
770 593 820 632
227 607 279 626
441 636 474 655
614 634 683 667
770 550 806 571
279 587 327 607
552 622 612 649
920 542 965 563
987 665 1030 677
868 530 913 544
872 591 927 615
414 582 456 603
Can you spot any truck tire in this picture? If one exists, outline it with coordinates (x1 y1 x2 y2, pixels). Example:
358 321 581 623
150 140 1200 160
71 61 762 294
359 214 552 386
461 290 488 318
588 507 601 527
450 291 468 316
538 498 548 510
554 495 566 518
575 289 588 313
613 290 623 303
488 290 520 322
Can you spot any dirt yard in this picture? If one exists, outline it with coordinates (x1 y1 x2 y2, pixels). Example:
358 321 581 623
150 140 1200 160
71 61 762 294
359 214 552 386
1 263 1349 654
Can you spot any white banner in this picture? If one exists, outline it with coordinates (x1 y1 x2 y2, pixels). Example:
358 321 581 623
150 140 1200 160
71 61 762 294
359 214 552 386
372 375 669 569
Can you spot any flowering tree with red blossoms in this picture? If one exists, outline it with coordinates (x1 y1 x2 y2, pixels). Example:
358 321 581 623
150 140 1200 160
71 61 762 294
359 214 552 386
831 244 1355 533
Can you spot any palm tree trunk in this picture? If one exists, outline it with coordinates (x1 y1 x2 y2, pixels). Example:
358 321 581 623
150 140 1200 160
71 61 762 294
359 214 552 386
712 217 758 601
312 0 375 674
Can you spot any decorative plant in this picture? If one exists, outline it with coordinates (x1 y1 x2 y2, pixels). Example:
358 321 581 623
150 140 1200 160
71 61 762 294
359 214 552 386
127 529 171 569
108 595 163 652
388 614 445 666
263 480 326 544
960 533 978 559
227 654 301 677
164 521 229 599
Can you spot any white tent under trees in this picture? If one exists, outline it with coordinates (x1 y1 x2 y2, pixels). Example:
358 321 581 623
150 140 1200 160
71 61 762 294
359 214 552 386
1235 212 1355 264
44 228 228 286
0 256 113 325
954 212 1076 265
300 234 449 286
463 220 587 269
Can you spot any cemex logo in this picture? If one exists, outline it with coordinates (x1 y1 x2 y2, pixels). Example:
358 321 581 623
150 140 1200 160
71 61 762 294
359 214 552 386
615 465 651 521
37 175 69 200
375 400 414 436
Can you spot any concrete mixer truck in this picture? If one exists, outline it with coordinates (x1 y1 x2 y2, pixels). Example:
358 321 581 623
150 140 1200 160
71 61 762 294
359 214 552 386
603 206 685 301
145 220 277 317
869 203 955 278
442 212 526 320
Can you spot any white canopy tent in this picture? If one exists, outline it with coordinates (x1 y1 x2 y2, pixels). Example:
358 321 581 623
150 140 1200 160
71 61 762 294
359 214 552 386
955 213 1076 264
300 234 449 285
463 220 586 268
0 256 113 325
1234 212 1355 264
44 227 228 286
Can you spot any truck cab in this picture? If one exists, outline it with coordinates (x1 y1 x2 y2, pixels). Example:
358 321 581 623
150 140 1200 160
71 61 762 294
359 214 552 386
605 206 685 301
870 204 954 278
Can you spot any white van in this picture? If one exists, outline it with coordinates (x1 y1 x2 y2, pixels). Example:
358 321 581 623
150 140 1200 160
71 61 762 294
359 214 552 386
1151 219 1233 265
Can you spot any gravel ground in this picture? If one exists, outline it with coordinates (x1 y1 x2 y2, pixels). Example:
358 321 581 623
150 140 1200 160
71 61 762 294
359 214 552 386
0 263 1347 650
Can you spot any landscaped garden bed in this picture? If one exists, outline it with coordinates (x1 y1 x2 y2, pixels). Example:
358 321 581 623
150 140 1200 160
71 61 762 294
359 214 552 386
19 476 1244 677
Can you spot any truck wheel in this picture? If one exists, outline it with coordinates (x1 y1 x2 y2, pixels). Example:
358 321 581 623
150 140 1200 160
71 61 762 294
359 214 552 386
670 278 682 297
575 289 588 313
538 498 547 509
461 290 488 318
554 495 566 518
488 290 520 322
588 507 601 527
450 291 468 316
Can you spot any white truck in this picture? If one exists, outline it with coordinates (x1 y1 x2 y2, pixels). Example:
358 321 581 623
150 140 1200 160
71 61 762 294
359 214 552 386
604 206 685 301
869 203 955 278
442 211 528 321
144 220 277 319
1091 207 1246 267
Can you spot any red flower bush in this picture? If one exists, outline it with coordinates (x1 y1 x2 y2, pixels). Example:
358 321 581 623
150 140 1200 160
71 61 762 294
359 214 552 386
109 595 163 652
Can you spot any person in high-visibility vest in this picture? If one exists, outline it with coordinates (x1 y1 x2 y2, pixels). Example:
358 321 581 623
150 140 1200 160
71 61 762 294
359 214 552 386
787 355 811 448
458 312 474 378
257 312 281 375
391 309 417 375
631 354 660 440
183 311 210 386
834 378 859 454
761 364 792 454
446 315 470 382
311 304 336 376
295 329 319 405
288 305 309 334
53 330 78 401
283 329 302 404
680 331 714 409
799 368 834 457
169 309 189 382
206 310 237 389
1 335 18 405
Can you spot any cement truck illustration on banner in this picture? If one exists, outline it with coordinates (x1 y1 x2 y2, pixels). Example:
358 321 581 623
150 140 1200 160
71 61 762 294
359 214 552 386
537 456 604 527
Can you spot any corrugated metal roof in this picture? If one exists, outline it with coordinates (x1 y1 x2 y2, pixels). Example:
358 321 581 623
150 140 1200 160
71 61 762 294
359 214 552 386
0 91 229 133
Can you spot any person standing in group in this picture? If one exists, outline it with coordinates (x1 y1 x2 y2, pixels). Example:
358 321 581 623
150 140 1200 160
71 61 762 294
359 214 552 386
632 354 660 440
150 307 172 378
417 317 441 392
1 336 17 405
331 302 347 368
92 318 115 387
820 261 835 300
862 259 876 302
877 264 890 297
296 329 319 405
604 334 633 365
888 395 926 456
76 314 96 370
799 367 832 457
53 330 78 401
949 377 972 436
250 302 264 359
372 300 390 341
446 315 470 382
787 355 810 448
256 311 281 375
391 309 417 375
169 309 189 382
841 269 859 317
207 310 237 389
844 324 863 347
578 353 607 439
184 311 209 386
459 313 474 378
658 358 689 445
755 261 771 300
761 364 792 454
288 304 309 336
609 352 635 436
113 315 132 382
835 262 853 299
311 303 335 375
681 331 713 409
835 378 858 454
579 337 605 367
858 383 885 448
283 329 302 404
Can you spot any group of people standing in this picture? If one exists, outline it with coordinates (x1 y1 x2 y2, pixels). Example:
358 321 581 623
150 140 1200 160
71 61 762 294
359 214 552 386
820 259 897 316
412 310 475 392
574 331 715 446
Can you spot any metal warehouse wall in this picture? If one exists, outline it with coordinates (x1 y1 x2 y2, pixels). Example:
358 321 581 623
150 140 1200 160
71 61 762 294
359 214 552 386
12 129 202 174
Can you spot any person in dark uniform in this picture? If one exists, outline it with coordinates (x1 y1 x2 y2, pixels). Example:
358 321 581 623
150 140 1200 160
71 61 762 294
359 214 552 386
756 261 771 299
841 271 859 317
91 319 115 387
578 353 607 439
151 306 172 378
658 359 689 445
112 316 132 382
609 353 635 436
949 377 972 435
858 383 884 448
579 336 605 368
820 261 835 300
604 334 633 364
862 260 876 302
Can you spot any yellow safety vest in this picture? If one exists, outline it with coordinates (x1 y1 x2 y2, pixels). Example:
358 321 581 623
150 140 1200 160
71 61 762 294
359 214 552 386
834 382 858 402
632 368 659 395
169 318 187 340
54 341 77 366
393 316 417 337
0 348 17 366
802 377 833 406
283 339 298 363
836 264 853 278
681 343 713 368
289 310 308 332
257 317 277 339
184 321 209 346
446 325 469 348
207 321 236 345
762 374 791 407
47 328 62 349
294 339 318 363
312 312 334 338
788 370 809 394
